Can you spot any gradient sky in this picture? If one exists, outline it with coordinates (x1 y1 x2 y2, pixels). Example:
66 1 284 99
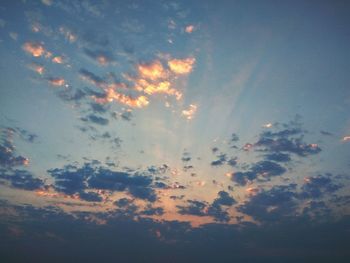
1 0 350 262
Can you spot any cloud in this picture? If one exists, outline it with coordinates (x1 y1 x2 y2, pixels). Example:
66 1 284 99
177 200 207 216
238 184 298 222
168 57 195 74
93 88 149 108
28 63 45 75
41 0 52 6
177 191 235 222
59 26 77 42
84 48 115 66
52 56 64 64
182 104 197 120
57 87 86 102
255 123 321 157
265 152 291 162
137 60 167 81
48 77 65 86
48 164 159 202
22 42 46 57
0 131 29 168
211 154 227 166
0 169 44 191
212 191 236 206
185 25 195 33
343 136 350 142
232 161 286 186
300 174 342 199
141 205 164 216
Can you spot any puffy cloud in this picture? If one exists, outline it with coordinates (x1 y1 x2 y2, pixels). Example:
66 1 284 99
52 56 64 64
141 205 164 216
211 153 227 166
0 169 44 191
255 126 321 156
300 174 342 199
0 133 29 168
177 192 233 222
22 42 46 57
137 60 167 81
48 164 159 202
212 191 236 206
182 104 197 120
168 57 195 74
238 184 298 222
232 161 286 186
185 25 195 33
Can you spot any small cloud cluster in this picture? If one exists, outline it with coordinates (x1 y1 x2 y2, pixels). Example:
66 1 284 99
177 191 236 222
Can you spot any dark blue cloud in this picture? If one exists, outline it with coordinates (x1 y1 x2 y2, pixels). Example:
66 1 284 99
82 114 109 125
265 152 291 162
211 153 226 166
49 164 159 202
90 102 109 113
212 191 236 206
300 174 342 199
255 126 321 157
141 205 164 216
0 169 44 190
78 191 103 202
232 161 286 186
177 191 235 222
177 200 207 217
238 184 298 222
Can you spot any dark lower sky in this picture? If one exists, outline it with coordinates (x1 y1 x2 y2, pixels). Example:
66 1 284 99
0 0 349 262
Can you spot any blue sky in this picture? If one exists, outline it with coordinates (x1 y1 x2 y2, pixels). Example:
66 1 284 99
0 0 350 262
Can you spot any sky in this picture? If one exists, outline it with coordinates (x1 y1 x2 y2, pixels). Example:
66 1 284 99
0 0 350 262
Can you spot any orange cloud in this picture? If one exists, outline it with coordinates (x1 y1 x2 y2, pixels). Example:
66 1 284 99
135 79 182 100
182 104 197 120
22 42 45 57
137 60 167 81
168 57 195 74
185 25 195 33
52 56 63 64
93 88 149 108
49 77 65 86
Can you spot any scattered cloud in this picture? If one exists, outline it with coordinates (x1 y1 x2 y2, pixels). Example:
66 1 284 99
182 104 197 120
168 57 195 74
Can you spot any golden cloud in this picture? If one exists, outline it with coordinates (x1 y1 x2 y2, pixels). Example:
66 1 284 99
182 104 197 120
137 60 167 81
22 42 45 57
93 88 149 108
168 57 195 74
